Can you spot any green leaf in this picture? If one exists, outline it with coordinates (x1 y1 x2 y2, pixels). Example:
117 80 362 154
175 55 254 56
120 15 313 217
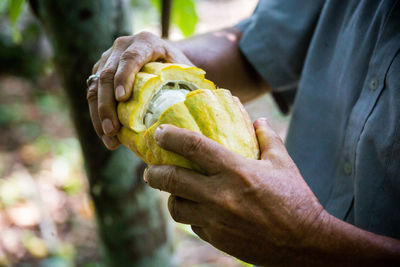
9 0 26 43
150 0 198 37
149 0 160 11
9 0 25 25
172 0 198 37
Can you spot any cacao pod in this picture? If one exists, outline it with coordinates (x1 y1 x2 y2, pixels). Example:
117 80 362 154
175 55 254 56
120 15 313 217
117 62 260 171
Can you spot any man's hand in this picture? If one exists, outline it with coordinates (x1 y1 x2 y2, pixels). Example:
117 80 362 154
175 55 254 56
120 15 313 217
144 118 400 266
144 118 326 265
86 31 193 150
86 28 270 150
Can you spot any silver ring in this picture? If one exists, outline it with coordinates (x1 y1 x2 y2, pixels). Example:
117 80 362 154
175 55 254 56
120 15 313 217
86 74 100 87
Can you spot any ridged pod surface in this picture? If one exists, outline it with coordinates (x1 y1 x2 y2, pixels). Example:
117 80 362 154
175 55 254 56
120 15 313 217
117 62 260 171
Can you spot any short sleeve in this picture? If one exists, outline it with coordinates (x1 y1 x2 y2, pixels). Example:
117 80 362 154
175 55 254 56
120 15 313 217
237 0 325 92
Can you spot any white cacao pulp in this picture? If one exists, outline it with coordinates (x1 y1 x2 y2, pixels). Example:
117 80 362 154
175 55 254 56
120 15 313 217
144 81 197 128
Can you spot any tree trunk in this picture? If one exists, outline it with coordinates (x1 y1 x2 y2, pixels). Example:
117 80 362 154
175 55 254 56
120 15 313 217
30 0 172 266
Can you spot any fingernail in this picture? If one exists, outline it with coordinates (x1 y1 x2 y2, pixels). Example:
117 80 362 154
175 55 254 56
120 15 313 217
143 167 149 183
102 119 114 135
154 125 165 143
115 85 125 99
102 135 115 148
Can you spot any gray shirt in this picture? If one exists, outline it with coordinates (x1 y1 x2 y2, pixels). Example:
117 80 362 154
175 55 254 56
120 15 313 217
238 0 400 239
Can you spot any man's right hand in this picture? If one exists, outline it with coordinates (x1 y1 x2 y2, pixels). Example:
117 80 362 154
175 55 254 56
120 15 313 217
86 31 193 150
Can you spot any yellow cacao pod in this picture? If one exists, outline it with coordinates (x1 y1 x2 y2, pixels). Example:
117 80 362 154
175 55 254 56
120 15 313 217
117 62 260 171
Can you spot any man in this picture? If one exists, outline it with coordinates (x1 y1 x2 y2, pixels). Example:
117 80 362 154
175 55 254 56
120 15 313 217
86 0 400 265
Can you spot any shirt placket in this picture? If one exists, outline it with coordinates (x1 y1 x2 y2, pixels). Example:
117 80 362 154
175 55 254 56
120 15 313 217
324 14 399 219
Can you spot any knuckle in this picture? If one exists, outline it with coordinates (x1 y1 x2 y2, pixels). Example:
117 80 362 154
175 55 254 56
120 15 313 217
152 45 166 59
114 36 129 46
97 103 111 117
267 148 281 159
168 197 180 222
100 48 110 59
163 166 178 194
92 61 100 73
99 68 115 83
272 133 283 143
120 49 141 62
137 31 154 40
271 134 284 147
86 86 98 101
260 157 274 169
219 191 237 213
182 134 203 157
113 68 128 81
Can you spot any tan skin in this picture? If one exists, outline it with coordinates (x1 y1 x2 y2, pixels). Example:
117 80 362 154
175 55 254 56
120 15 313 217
87 29 400 266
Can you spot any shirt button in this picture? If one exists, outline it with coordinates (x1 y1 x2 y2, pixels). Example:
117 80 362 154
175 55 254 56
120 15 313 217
344 162 352 176
369 78 378 91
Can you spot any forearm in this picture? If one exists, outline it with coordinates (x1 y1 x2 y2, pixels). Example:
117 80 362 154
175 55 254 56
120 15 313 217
172 27 270 103
298 211 400 266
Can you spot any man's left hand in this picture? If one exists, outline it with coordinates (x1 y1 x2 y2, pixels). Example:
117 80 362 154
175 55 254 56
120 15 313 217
144 118 327 265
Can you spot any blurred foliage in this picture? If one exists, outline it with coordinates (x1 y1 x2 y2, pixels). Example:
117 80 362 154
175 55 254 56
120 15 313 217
0 0 198 79
0 0 47 79
8 0 25 24
8 0 25 43
0 75 96 265
22 231 48 258
3 0 199 42
0 104 23 125
171 0 198 37
149 0 198 37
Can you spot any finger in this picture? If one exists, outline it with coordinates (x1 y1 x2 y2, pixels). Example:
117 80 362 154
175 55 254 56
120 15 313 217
168 196 207 226
191 225 209 242
88 47 112 130
89 48 112 114
87 77 103 137
88 45 120 149
92 60 100 75
163 41 194 66
253 118 286 160
87 80 120 150
98 40 131 137
101 135 121 150
153 125 242 174
144 165 214 202
114 32 166 101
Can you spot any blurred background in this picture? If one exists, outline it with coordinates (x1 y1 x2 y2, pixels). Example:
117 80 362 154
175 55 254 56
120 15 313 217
0 0 289 266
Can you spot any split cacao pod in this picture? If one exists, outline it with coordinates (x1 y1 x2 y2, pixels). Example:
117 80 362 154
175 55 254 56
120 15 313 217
117 62 260 171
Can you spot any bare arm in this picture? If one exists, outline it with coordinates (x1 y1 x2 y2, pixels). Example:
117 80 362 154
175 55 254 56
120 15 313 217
304 213 400 266
173 27 270 102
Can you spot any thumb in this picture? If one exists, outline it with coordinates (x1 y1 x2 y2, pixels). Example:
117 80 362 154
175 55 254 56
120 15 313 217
254 118 286 161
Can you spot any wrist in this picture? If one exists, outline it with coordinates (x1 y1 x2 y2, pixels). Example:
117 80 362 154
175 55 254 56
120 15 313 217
296 207 400 266
301 208 334 248
286 208 337 266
